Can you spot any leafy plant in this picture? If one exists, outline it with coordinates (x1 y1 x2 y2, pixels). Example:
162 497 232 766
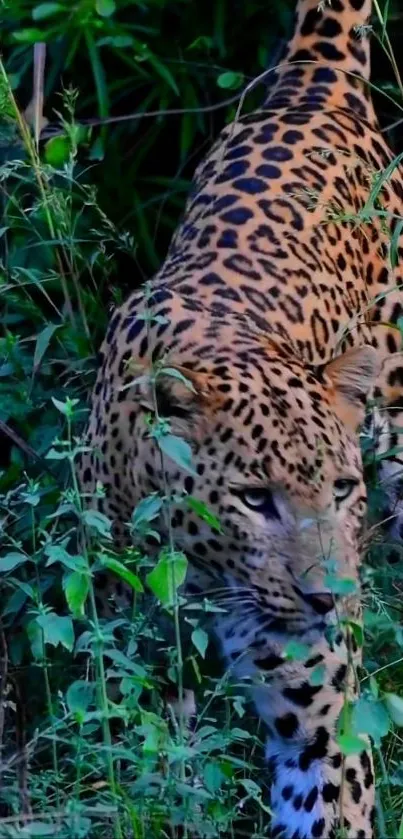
1 0 403 837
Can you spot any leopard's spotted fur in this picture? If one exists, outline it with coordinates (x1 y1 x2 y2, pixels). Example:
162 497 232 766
78 1 403 835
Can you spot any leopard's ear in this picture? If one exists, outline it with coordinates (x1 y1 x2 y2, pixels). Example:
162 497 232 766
323 345 380 431
137 365 224 434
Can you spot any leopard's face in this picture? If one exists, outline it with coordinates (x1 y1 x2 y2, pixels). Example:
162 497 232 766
131 345 377 635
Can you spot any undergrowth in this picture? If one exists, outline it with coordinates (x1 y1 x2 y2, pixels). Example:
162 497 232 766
1 0 403 837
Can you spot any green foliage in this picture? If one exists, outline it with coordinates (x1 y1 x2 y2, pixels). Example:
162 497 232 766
1 0 403 837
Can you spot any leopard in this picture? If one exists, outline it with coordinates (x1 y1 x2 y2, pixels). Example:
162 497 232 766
78 0 403 836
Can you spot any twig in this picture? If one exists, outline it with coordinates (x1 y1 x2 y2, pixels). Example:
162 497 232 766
24 43 48 148
0 418 62 483
0 626 8 777
13 677 32 820
39 91 245 139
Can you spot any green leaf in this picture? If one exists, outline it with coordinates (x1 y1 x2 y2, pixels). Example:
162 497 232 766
309 664 326 686
385 693 403 727
19 823 57 836
13 28 48 43
284 640 311 661
186 496 222 532
188 35 214 51
157 433 197 475
132 493 163 528
240 778 263 798
27 619 44 660
36 612 74 651
96 0 115 16
147 52 179 96
82 509 112 539
217 71 244 90
99 555 143 593
146 550 188 606
45 545 87 572
51 396 79 415
346 619 364 648
191 627 209 658
32 2 64 19
45 447 69 460
89 135 104 161
369 675 379 700
0 552 28 572
323 574 357 596
337 733 367 755
160 367 196 391
33 323 60 371
390 218 403 268
351 696 389 745
44 135 71 167
66 680 94 715
64 571 89 617
203 761 225 794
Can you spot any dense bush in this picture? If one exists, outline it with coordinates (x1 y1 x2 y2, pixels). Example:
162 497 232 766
2 1 403 836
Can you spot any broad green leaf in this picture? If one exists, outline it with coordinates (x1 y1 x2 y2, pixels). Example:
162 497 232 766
157 433 197 476
217 71 244 90
51 396 79 415
146 550 188 606
44 135 70 167
45 545 87 572
64 571 89 617
309 664 326 686
284 640 311 661
233 696 245 718
323 574 357 596
13 28 48 42
45 447 69 460
19 823 57 836
240 778 263 797
369 675 379 700
374 444 403 463
3 588 29 618
66 680 94 715
82 509 112 539
186 496 222 532
191 627 209 658
96 0 116 15
203 761 225 794
0 552 28 572
105 648 146 675
351 696 389 745
99 555 143 593
32 3 64 19
337 733 367 755
345 619 364 648
33 323 60 371
132 493 163 528
27 619 44 660
385 693 403 727
36 612 74 651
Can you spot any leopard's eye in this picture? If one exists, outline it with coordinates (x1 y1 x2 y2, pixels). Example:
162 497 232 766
333 478 359 502
236 488 280 520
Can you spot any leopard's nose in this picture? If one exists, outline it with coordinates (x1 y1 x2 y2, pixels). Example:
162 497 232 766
302 591 335 615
